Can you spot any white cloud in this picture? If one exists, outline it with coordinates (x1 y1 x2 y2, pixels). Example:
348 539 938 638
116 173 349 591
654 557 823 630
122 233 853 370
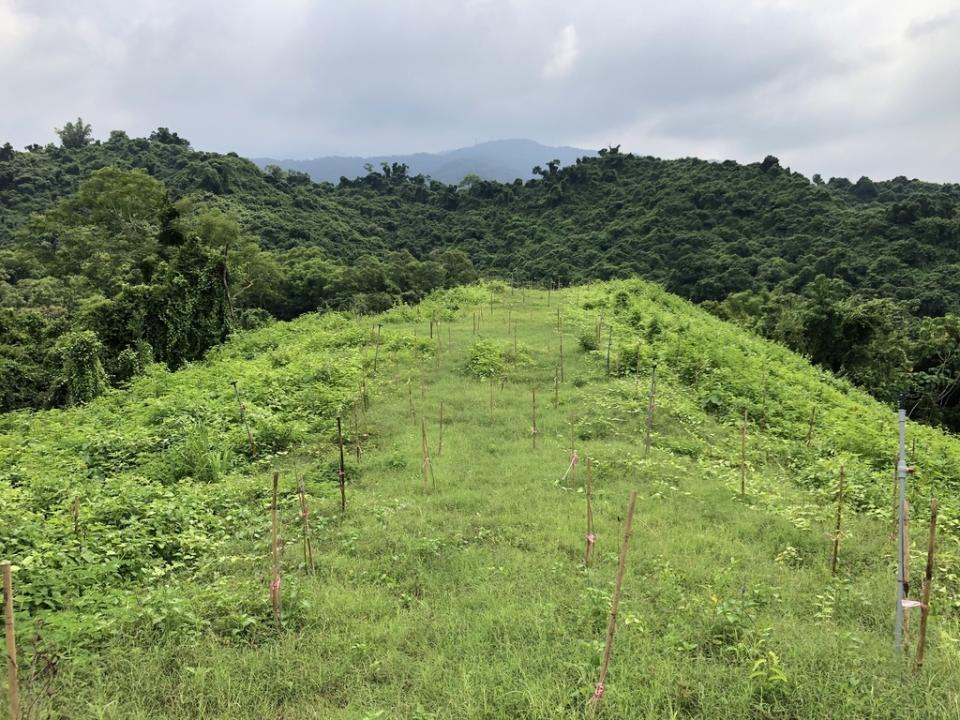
543 24 579 78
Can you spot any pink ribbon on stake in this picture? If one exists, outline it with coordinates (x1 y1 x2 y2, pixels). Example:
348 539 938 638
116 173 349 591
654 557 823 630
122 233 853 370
271 577 281 592
586 533 596 545
571 450 579 466
589 682 604 702
901 598 927 610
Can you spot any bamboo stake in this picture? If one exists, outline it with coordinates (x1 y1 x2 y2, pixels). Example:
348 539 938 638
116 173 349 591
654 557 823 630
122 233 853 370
352 402 362 463
805 393 821 447
589 491 638 711
584 457 595 566
643 363 657 458
740 408 748 497
531 388 538 449
605 327 612 375
373 324 382 373
420 418 435 488
438 401 444 456
270 471 281 625
570 415 578 487
231 380 257 458
489 382 494 420
337 417 346 512
831 464 845 575
297 474 315 573
554 366 560 406
916 498 939 668
559 333 565 383
2 562 19 720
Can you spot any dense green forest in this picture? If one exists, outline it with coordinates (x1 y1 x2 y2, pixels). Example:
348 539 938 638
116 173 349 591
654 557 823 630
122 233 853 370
2 122 960 428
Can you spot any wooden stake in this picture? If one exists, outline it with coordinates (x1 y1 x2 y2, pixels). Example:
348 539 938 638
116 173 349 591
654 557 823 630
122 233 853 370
831 464 845 575
554 366 560 406
740 408 748 498
606 326 613 375
531 388 538 449
337 417 346 512
489 382 494 420
584 457 595 566
916 498 939 668
2 562 19 720
805 392 821 446
231 380 257 458
72 496 80 536
559 333 565 383
270 470 281 625
296 474 315 574
420 418 435 488
570 415 578 487
643 364 657 458
352 402 362 463
438 401 444 456
589 491 638 711
373 324 382 373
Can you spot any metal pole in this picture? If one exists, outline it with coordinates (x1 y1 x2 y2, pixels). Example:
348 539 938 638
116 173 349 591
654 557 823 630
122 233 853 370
895 397 908 655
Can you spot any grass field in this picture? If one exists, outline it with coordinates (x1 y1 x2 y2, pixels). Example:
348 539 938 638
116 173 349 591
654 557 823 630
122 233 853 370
3 282 960 718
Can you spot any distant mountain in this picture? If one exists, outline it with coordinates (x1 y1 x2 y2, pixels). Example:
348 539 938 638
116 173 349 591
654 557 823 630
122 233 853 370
252 139 597 184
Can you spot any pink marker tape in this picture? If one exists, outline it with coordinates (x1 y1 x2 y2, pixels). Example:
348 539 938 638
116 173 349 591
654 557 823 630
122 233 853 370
586 533 596 545
589 682 604 702
901 598 927 609
271 577 281 592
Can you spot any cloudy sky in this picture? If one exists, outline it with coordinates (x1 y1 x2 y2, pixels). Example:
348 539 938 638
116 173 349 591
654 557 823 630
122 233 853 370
2 0 959 181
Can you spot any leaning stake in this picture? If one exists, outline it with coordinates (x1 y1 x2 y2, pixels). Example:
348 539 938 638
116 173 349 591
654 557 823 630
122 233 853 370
2 561 19 720
589 491 638 712
916 498 939 668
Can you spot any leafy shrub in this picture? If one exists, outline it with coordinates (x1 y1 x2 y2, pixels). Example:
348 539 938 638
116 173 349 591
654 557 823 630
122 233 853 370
466 340 506 378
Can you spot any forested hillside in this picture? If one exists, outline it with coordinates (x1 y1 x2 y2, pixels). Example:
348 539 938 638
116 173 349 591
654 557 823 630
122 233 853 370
2 125 960 428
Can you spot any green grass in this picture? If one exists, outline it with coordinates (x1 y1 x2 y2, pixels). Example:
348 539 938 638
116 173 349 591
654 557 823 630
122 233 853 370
4 282 960 718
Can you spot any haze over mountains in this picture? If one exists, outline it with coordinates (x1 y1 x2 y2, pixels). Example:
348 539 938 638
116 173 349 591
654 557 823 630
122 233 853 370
253 139 597 184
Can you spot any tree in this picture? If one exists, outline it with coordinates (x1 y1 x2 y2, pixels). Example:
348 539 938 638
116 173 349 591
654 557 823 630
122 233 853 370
0 142 13 161
55 117 93 149
57 330 109 404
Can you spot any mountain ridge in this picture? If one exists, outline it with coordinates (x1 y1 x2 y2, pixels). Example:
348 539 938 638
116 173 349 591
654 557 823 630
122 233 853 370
252 138 597 184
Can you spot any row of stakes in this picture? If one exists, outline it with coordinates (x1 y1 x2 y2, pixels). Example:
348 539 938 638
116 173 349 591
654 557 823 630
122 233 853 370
1 297 942 717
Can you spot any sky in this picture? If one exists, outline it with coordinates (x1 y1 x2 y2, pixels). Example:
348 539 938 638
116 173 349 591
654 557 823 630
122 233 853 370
2 0 959 182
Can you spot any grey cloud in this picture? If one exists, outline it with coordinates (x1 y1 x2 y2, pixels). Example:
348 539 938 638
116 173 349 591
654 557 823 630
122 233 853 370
1 0 958 181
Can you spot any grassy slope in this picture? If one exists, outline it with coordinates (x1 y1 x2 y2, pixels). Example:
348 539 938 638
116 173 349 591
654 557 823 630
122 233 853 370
4 282 960 718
